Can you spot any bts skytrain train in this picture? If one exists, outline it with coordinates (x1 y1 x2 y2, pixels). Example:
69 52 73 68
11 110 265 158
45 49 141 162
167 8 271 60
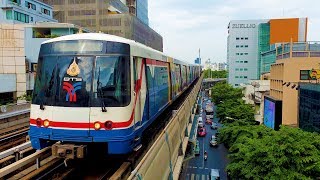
29 33 201 157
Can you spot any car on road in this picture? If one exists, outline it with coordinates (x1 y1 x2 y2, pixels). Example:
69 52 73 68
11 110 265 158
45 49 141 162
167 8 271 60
198 127 207 137
206 119 213 125
194 140 200 155
211 123 218 129
198 117 204 128
210 169 220 179
210 135 218 147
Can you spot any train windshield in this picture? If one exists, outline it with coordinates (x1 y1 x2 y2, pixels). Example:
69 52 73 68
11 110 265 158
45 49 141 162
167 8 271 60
32 40 130 107
91 56 130 107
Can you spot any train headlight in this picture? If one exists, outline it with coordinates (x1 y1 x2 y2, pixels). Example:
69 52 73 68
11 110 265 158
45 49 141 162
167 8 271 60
43 119 50 128
36 118 42 127
105 121 113 130
94 122 101 130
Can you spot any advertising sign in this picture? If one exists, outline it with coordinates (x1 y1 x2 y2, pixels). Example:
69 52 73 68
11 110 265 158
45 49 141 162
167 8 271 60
264 99 276 129
309 69 320 80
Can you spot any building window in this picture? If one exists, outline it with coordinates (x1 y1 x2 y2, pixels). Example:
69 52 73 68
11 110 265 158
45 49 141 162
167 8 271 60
241 37 244 40
236 53 239 55
244 61 248 63
13 11 29 23
245 45 248 47
244 68 248 71
235 61 239 63
236 45 239 48
240 45 243 48
240 68 243 71
30 16 33 22
6 10 13 20
25 1 36 10
235 68 239 71
244 76 248 78
240 53 243 55
235 76 239 78
236 37 239 40
235 84 239 86
244 53 248 55
41 8 50 15
245 37 248 40
240 76 243 78
11 0 21 5
240 61 243 63
300 70 310 80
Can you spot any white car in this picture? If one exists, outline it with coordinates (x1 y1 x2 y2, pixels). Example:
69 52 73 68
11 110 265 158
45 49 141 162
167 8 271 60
198 117 204 128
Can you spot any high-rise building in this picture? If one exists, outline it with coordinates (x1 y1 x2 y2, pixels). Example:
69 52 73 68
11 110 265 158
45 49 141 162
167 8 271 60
218 62 227 71
127 0 148 25
227 18 307 87
0 0 57 24
39 0 161 51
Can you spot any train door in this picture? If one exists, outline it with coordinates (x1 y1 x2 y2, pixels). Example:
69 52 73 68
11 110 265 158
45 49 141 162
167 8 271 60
52 56 93 137
146 59 155 120
133 57 147 128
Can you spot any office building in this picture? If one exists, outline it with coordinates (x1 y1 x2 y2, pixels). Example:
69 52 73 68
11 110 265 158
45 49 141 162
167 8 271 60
0 0 57 24
39 0 162 51
266 41 320 128
127 0 149 25
0 22 89 104
260 18 308 75
299 83 320 133
218 62 227 71
227 18 307 87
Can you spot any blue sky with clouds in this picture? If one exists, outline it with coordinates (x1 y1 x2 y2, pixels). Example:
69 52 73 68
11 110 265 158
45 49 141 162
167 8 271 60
148 0 320 64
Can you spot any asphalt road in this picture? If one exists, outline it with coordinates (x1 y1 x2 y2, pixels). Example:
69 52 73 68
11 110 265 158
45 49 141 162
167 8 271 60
180 92 229 180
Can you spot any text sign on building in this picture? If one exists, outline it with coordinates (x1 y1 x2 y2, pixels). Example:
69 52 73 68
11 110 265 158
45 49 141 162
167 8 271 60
232 24 256 28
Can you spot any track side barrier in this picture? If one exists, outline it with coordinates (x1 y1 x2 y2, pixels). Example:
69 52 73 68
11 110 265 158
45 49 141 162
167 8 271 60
128 75 203 180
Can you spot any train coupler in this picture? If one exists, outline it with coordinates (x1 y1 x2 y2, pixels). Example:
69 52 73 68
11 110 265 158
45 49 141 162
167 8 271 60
52 143 87 159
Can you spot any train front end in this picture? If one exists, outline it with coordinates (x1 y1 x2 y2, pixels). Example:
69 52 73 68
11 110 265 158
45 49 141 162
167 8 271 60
29 37 138 157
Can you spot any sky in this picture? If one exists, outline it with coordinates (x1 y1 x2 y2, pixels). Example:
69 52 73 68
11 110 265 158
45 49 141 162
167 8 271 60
148 0 320 64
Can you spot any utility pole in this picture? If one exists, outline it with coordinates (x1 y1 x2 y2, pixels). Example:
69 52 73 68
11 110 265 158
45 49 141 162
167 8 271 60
199 48 201 64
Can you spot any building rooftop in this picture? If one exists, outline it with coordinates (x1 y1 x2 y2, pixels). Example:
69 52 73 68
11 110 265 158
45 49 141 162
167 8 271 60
275 41 320 60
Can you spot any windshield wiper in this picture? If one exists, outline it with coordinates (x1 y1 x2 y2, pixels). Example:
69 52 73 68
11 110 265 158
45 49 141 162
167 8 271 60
97 67 107 112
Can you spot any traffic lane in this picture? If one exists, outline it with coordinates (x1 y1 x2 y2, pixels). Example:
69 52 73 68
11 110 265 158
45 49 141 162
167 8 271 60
205 128 229 180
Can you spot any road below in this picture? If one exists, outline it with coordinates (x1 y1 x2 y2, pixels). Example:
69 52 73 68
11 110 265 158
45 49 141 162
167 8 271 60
180 92 229 180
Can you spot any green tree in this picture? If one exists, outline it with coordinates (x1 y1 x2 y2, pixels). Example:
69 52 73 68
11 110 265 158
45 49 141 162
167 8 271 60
219 123 320 179
210 82 243 105
216 99 255 124
204 70 227 79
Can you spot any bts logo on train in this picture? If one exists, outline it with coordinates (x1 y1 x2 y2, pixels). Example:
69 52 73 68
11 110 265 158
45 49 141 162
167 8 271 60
63 58 82 102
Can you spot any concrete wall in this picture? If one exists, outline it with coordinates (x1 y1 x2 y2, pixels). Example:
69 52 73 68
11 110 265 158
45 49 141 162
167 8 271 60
0 24 26 97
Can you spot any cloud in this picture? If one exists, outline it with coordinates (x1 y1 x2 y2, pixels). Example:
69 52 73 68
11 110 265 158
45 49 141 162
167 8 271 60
149 0 320 64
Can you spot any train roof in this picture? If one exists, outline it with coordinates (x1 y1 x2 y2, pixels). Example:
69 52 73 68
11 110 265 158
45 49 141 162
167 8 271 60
42 33 199 67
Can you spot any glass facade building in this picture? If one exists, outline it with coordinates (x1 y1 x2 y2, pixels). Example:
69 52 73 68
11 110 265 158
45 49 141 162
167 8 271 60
258 23 270 76
299 83 320 133
260 48 276 75
136 0 149 25
39 0 162 51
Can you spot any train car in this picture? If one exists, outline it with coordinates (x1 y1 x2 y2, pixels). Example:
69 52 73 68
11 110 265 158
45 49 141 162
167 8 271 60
29 33 200 157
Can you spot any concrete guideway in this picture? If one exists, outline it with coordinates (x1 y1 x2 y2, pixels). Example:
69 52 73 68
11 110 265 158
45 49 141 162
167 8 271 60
128 75 203 180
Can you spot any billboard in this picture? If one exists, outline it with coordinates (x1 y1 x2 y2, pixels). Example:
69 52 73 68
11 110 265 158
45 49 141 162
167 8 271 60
263 96 282 130
264 99 275 129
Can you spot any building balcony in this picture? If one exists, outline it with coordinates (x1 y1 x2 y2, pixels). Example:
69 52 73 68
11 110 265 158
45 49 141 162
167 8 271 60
276 42 320 60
